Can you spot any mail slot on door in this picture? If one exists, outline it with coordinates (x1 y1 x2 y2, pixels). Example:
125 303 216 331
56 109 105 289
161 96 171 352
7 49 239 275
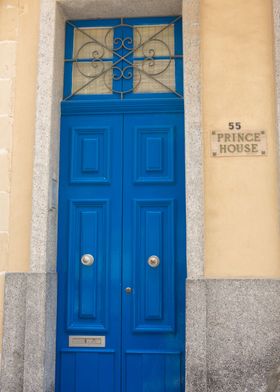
69 336 106 348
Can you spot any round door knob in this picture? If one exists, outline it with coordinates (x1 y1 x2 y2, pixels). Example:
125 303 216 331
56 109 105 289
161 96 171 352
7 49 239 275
147 255 160 268
81 254 94 266
125 287 132 294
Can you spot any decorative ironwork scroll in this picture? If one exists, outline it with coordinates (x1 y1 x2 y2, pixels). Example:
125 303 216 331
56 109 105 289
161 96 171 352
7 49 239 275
64 16 183 99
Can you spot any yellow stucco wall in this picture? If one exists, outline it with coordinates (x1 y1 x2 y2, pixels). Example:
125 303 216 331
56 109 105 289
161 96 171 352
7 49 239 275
0 0 39 347
9 0 40 273
0 0 39 272
202 0 280 276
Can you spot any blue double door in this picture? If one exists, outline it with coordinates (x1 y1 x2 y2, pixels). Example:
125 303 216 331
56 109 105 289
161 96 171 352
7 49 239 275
56 108 186 391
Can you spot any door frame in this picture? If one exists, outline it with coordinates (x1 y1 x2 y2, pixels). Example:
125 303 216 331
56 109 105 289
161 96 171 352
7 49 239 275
1 0 204 390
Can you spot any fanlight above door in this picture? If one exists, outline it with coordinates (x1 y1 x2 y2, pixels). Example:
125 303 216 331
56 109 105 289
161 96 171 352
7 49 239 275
64 16 183 100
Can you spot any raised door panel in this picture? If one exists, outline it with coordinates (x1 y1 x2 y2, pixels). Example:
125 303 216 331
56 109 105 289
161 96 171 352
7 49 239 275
134 126 174 183
125 352 182 392
60 351 116 392
132 200 175 333
70 127 111 184
67 200 109 331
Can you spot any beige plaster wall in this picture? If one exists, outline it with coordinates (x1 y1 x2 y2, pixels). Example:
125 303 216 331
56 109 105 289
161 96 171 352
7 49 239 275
0 0 39 272
0 0 39 347
9 0 40 273
202 0 280 276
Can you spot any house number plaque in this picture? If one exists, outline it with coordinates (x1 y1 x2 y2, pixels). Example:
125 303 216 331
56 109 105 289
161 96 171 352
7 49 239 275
211 122 267 157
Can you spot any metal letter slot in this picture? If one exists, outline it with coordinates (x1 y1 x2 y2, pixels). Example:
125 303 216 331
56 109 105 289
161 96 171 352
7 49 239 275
147 255 160 268
69 335 105 348
81 253 94 266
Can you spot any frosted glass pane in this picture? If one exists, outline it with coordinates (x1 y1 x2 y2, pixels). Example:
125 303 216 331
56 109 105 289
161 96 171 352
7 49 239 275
133 59 175 93
72 61 113 95
74 27 113 59
134 24 174 58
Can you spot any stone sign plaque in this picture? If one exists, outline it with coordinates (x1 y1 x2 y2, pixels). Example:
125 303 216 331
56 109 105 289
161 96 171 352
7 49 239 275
211 130 267 157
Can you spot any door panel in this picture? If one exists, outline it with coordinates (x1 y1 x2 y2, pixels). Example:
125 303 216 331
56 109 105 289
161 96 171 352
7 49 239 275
60 351 116 392
125 352 181 392
122 112 186 389
132 200 175 332
70 126 111 183
67 200 109 331
134 126 175 183
56 114 123 392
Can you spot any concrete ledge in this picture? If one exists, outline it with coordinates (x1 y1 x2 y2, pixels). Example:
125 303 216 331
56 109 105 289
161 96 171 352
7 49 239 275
0 272 57 392
186 279 280 392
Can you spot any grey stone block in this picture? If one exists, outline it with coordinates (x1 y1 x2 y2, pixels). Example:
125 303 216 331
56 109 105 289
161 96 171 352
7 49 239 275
186 279 207 392
0 273 57 392
266 365 280 392
186 279 280 392
23 273 57 392
0 273 27 392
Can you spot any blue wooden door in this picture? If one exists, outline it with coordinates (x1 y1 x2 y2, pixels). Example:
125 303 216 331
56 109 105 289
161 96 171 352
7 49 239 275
56 15 186 392
56 110 186 391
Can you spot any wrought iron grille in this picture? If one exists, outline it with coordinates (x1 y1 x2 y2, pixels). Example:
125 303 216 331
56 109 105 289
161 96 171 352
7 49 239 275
64 16 183 100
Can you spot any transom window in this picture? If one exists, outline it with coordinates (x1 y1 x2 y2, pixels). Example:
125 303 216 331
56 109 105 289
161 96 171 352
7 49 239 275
64 16 183 100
